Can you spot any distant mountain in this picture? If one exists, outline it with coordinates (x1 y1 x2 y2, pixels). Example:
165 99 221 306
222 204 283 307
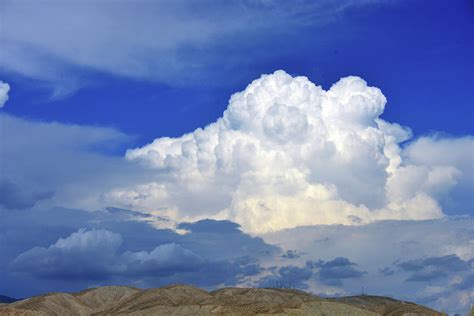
0 294 19 304
0 285 443 315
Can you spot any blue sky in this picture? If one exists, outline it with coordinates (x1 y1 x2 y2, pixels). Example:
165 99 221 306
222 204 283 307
0 0 473 314
2 0 473 145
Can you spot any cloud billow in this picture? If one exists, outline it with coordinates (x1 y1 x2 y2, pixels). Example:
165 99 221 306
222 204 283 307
1 72 471 234
10 226 267 286
108 70 472 233
0 81 9 107
4 208 277 291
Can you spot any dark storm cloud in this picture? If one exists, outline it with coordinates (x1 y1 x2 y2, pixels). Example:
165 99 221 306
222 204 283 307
397 254 471 272
279 266 313 285
257 265 313 289
395 254 472 282
306 257 367 286
3 207 276 295
11 227 258 287
176 219 277 260
256 257 366 289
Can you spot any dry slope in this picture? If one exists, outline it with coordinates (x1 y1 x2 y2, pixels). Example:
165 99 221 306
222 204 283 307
0 285 443 316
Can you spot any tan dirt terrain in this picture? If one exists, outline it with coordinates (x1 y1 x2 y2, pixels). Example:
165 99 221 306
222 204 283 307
0 285 443 316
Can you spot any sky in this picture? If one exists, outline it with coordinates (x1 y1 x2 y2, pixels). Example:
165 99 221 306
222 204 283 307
0 0 473 314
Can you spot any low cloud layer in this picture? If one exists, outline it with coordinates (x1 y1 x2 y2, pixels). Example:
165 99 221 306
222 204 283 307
263 217 474 314
396 254 472 282
114 70 473 233
2 206 472 314
258 257 367 289
11 229 205 281
2 207 276 296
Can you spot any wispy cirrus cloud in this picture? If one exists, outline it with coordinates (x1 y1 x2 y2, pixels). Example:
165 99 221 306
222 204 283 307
0 0 391 97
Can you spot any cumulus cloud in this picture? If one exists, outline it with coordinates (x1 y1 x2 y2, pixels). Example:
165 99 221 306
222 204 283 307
11 229 124 280
108 70 472 233
1 70 471 311
10 228 255 285
0 81 10 107
402 136 474 214
3 208 276 295
121 243 204 277
3 72 471 235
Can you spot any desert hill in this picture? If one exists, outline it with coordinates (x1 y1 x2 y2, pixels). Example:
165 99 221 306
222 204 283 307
0 285 443 316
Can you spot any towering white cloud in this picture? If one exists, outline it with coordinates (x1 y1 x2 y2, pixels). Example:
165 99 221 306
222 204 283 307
0 81 10 108
104 71 472 233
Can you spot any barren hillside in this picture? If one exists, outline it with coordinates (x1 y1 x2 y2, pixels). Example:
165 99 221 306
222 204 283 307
0 285 443 316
